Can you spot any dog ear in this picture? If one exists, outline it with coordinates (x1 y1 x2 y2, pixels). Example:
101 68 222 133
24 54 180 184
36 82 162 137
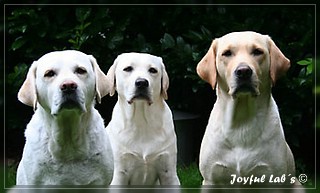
88 55 109 104
268 36 290 85
196 39 217 90
160 59 169 100
18 61 38 110
105 58 117 97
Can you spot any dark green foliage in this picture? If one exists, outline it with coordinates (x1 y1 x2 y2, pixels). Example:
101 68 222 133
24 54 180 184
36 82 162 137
4 4 315 186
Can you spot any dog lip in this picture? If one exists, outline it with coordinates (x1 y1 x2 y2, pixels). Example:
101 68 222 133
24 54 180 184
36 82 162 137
59 94 83 110
235 85 255 93
52 100 85 116
127 94 153 105
231 82 259 97
60 100 80 109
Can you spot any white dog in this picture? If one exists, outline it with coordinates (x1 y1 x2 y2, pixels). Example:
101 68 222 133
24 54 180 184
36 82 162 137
106 52 180 185
197 31 297 185
16 50 113 185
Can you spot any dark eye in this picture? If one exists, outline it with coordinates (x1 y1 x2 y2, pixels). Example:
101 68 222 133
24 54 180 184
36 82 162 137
123 66 133 72
75 67 87 75
44 70 56 77
149 67 158 74
252 48 264 56
222 50 232 57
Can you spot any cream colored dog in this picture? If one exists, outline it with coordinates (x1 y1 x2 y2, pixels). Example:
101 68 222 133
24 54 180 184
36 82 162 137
106 52 180 185
197 31 297 185
16 50 113 185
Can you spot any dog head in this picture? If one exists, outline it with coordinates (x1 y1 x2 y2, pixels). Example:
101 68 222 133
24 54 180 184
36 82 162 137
106 52 169 105
196 31 290 98
18 50 109 115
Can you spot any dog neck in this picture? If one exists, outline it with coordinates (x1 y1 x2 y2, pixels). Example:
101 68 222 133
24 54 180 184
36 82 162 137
216 85 272 130
118 96 165 129
38 105 92 161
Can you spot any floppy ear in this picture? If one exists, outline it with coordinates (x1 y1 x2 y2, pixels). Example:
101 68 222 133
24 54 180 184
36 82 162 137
18 61 38 110
268 36 290 85
88 55 109 103
196 39 217 90
160 59 169 100
105 58 117 97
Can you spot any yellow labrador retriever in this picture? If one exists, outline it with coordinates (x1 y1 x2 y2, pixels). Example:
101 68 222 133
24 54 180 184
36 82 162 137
16 50 113 185
197 31 297 185
106 52 180 185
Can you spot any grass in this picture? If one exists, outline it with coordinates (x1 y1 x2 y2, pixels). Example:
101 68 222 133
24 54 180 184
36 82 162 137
3 162 320 193
177 162 202 187
3 162 202 188
2 161 17 189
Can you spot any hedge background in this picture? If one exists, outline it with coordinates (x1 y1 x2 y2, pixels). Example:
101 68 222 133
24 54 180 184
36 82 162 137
3 2 316 187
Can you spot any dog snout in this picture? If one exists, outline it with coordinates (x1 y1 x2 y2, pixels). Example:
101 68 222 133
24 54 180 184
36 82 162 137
60 80 78 93
135 78 149 89
235 64 252 80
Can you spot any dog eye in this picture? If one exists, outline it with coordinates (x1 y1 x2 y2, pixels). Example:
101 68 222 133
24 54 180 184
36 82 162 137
222 50 232 57
75 67 87 75
123 66 133 72
252 48 264 56
44 70 56 78
149 67 158 74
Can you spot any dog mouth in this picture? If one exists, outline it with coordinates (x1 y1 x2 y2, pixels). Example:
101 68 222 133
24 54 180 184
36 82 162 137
52 93 86 115
230 81 260 97
60 95 82 109
234 85 258 96
128 91 152 105
229 64 260 98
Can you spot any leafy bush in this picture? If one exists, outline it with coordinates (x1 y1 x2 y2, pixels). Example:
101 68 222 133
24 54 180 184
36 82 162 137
5 4 315 185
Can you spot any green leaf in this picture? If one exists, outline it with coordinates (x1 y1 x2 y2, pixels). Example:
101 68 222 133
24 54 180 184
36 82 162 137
192 85 198 93
11 36 27 51
37 28 47 37
76 8 91 22
68 39 77 44
8 63 28 85
80 35 89 43
306 63 313 75
21 25 27 33
297 58 313 75
176 36 184 46
83 22 91 29
314 86 320 95
200 26 212 37
55 31 70 39
185 30 203 41
111 34 124 43
297 58 312 66
160 33 175 50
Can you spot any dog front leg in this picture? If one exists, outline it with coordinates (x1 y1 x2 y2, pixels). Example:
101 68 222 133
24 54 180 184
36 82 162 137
110 169 130 185
157 153 180 185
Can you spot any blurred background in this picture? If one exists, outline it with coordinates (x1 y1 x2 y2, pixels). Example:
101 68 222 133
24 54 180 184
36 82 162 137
2 0 316 189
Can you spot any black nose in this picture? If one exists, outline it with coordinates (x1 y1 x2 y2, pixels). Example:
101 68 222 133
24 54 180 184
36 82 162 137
235 64 253 80
135 78 149 89
60 81 78 93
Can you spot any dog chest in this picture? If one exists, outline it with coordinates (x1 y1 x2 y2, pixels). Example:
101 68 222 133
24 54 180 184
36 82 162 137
117 151 171 185
20 150 112 185
211 147 272 180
